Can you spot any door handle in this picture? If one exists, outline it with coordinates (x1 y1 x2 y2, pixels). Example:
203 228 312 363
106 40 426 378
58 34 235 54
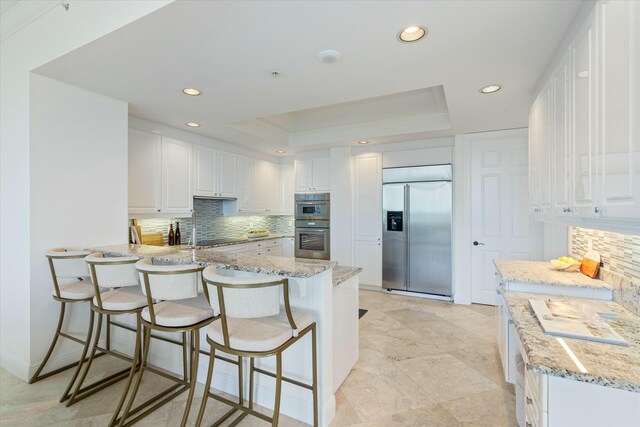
473 241 485 246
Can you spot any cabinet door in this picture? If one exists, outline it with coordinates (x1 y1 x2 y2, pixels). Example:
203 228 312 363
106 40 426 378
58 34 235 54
295 160 313 192
279 163 295 214
538 82 553 213
267 161 280 212
161 137 193 214
283 237 295 257
354 153 382 241
529 99 541 213
193 145 217 197
599 0 640 219
128 129 162 213
237 156 255 213
571 11 599 216
217 151 237 198
253 160 270 212
354 240 382 287
552 52 572 214
312 158 330 191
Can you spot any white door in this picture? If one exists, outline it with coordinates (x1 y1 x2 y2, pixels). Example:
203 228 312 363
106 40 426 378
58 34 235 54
253 160 269 212
279 163 294 214
193 145 217 197
161 137 193 214
128 129 162 213
538 82 553 213
552 52 572 215
295 160 313 192
470 133 543 305
528 99 540 214
354 240 382 287
283 237 295 257
217 151 237 198
353 153 382 241
312 158 330 191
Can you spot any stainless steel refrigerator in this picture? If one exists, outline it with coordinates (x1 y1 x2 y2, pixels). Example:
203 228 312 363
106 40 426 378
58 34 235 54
382 165 452 296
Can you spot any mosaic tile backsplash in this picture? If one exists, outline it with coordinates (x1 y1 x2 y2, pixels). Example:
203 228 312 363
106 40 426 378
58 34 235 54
569 227 640 315
132 199 294 246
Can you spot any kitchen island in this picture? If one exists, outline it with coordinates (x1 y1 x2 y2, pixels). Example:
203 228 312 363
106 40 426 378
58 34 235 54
86 244 360 427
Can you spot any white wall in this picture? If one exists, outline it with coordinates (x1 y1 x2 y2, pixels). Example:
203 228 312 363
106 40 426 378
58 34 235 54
0 0 171 380
29 74 129 367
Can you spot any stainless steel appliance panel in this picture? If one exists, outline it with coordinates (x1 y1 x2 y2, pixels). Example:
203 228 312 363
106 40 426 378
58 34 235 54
295 193 330 220
295 221 330 260
407 181 452 296
383 164 452 184
382 184 407 291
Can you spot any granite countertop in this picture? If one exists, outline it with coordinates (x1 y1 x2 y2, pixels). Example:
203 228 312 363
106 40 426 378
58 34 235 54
332 266 363 286
196 234 294 249
86 244 335 278
494 259 612 291
504 291 640 393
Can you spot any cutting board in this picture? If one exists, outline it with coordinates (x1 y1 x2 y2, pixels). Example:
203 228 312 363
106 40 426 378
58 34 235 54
530 299 627 346
580 250 601 279
141 233 164 246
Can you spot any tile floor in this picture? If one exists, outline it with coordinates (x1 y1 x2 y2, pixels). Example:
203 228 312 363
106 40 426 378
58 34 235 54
0 290 516 426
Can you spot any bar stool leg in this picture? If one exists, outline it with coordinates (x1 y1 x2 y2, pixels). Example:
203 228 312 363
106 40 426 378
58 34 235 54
195 345 215 426
118 324 152 427
180 330 200 427
109 313 142 427
66 309 104 406
29 302 67 384
272 353 283 427
312 324 319 427
238 356 243 405
60 308 98 403
248 357 255 410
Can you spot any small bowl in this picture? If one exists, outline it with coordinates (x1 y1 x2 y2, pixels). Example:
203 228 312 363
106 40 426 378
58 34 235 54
550 260 581 272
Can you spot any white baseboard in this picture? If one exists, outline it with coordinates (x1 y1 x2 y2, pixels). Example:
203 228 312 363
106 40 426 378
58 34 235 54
384 288 453 302
0 351 30 382
358 284 382 292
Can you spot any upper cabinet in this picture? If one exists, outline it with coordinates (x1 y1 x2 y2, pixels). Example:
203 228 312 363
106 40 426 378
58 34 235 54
294 158 330 192
193 145 237 198
128 129 162 214
279 163 295 214
161 137 193 214
529 1 640 225
128 130 191 215
236 157 280 214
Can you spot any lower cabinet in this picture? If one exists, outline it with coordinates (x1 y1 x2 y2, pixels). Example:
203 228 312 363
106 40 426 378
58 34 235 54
211 238 286 257
354 240 382 287
283 237 295 257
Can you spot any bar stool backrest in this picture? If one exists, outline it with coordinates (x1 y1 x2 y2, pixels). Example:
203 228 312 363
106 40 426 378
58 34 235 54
86 253 140 289
135 258 202 301
46 248 92 279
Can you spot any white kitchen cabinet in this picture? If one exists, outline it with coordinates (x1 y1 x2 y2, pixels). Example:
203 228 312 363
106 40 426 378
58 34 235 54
279 163 295 214
354 153 382 241
283 237 294 257
354 240 382 287
538 82 553 213
552 51 572 215
193 146 237 198
237 156 255 213
294 158 330 192
571 10 599 217
598 0 640 220
528 98 541 213
128 129 162 214
217 151 237 198
266 161 280 212
161 137 193 214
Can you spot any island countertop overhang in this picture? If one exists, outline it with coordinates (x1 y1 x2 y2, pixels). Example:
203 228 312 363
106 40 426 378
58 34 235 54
85 244 336 278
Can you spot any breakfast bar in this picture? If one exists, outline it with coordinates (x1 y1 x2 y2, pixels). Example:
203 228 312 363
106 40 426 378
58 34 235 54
86 244 360 426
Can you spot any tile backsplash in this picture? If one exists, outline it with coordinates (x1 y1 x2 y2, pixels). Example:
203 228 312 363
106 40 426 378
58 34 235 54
132 199 294 246
569 227 640 315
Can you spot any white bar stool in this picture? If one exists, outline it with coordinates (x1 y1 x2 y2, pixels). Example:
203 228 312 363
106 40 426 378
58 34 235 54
196 267 319 427
116 258 216 427
64 253 149 419
30 248 104 403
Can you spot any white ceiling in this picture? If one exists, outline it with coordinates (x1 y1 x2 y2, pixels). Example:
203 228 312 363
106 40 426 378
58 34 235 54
35 0 583 155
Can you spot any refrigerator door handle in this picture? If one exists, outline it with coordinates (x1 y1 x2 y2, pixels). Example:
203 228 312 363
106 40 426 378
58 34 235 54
404 183 410 287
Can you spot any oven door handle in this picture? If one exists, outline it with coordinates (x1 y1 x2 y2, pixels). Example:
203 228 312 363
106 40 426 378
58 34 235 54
296 228 328 233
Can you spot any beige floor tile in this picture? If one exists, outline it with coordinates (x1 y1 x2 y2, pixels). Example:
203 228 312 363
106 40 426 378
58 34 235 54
440 388 517 426
364 404 464 427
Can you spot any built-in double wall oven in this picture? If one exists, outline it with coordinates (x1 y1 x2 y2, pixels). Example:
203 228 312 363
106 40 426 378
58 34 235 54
294 193 330 260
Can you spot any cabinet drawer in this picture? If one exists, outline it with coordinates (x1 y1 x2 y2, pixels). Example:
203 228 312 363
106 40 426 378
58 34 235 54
266 247 282 256
265 239 282 247
525 366 547 412
524 397 541 427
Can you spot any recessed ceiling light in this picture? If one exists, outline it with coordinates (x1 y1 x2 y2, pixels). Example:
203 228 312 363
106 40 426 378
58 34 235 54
182 88 201 96
276 150 286 154
185 122 200 127
480 84 502 94
317 49 342 63
358 140 369 145
398 26 427 42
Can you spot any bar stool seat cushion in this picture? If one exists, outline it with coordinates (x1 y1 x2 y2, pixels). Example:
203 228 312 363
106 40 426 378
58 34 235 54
142 295 214 328
207 307 313 352
96 286 148 311
54 280 98 300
